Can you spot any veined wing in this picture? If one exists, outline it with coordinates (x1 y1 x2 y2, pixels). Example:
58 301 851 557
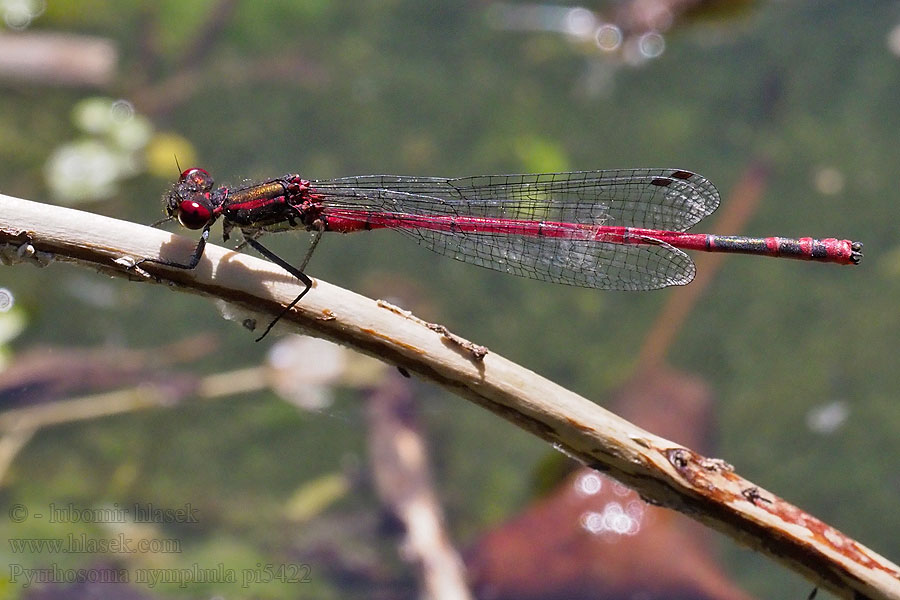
307 170 712 290
313 168 719 232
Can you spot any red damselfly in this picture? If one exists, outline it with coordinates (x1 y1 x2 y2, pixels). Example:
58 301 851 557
149 167 862 340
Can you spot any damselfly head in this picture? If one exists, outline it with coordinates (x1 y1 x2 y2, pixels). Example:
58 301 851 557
164 167 216 229
179 167 213 191
174 199 214 229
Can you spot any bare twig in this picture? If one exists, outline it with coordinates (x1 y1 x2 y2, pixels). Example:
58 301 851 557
1 192 898 599
367 374 472 600
0 32 117 87
0 365 268 485
0 366 269 434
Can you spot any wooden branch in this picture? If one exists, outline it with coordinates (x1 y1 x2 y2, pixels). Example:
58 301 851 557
0 32 117 87
1 192 898 599
367 374 472 600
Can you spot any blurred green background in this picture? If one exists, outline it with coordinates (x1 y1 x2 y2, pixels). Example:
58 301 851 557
0 1 898 598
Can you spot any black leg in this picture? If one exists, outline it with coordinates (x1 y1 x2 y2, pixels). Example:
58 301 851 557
136 224 211 271
244 237 313 342
233 238 250 252
298 222 324 272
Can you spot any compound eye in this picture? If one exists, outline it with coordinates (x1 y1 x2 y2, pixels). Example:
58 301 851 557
179 167 213 191
176 199 212 229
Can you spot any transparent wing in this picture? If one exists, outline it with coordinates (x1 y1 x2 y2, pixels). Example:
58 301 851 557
404 228 697 291
309 169 718 290
315 168 719 231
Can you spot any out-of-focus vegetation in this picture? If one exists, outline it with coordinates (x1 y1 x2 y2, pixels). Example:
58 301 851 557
0 1 898 598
